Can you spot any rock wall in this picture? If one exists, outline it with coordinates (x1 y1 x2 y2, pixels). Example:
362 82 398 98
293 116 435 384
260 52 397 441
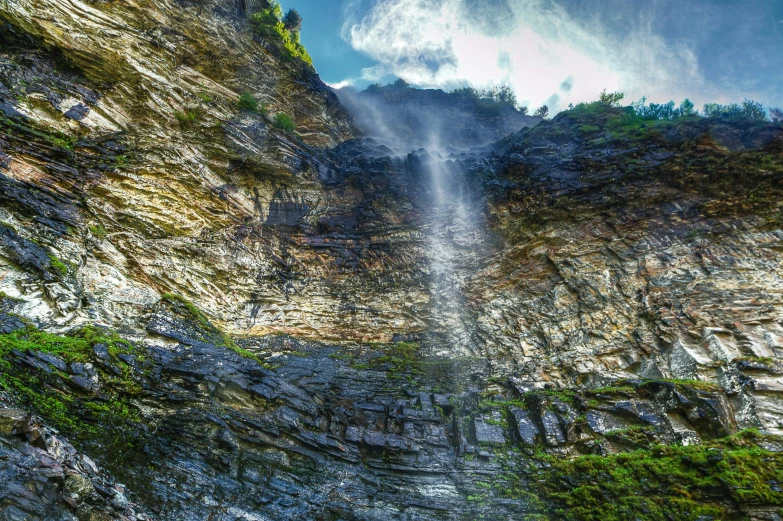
1 0 783 519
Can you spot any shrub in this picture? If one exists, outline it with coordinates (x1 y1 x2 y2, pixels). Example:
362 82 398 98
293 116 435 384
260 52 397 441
490 85 518 107
636 100 676 120
250 2 312 66
741 98 766 120
249 3 282 35
273 112 295 132
174 109 198 129
237 92 259 112
632 97 702 120
533 104 549 118
598 89 624 107
703 99 767 120
450 85 524 111
770 107 783 123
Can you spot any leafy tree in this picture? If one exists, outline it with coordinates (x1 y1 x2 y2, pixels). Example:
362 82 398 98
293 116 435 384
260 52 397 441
450 85 525 112
598 89 625 107
637 100 676 120
678 99 696 116
533 104 549 118
283 8 302 32
390 78 409 88
770 107 783 123
250 2 282 35
741 99 766 120
452 87 477 98
704 99 766 120
492 85 517 107
702 103 724 118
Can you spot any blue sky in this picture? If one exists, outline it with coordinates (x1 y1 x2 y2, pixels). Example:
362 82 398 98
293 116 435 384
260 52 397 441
285 0 783 113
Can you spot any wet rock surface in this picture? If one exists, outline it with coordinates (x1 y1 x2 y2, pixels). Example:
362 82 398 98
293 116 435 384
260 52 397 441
0 395 153 521
0 305 781 519
0 0 783 519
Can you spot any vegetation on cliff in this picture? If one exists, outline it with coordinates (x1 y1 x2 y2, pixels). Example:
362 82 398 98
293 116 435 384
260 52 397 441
250 1 313 66
525 429 783 520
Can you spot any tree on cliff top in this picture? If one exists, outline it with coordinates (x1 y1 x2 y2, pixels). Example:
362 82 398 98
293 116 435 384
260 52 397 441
534 104 549 118
284 9 302 33
598 89 625 107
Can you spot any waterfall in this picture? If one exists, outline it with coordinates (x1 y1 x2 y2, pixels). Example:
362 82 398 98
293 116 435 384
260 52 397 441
419 148 483 356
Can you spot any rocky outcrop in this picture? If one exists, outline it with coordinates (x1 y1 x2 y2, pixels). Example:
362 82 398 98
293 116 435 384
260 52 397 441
0 399 153 521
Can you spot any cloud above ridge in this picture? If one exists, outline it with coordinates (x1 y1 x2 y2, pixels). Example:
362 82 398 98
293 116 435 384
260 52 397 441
341 0 715 112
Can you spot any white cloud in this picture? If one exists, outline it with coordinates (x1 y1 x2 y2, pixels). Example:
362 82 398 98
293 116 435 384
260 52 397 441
342 0 711 112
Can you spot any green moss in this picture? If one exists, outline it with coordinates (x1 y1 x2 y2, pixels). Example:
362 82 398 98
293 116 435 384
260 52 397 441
521 429 783 520
0 324 143 440
0 291 23 303
161 293 213 331
49 253 74 279
0 113 77 150
367 341 422 379
734 356 776 366
0 323 136 365
160 293 273 368
640 378 721 392
585 385 635 395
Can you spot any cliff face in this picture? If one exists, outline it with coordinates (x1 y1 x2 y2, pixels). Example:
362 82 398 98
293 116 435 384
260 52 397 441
1 1 783 520
335 84 541 153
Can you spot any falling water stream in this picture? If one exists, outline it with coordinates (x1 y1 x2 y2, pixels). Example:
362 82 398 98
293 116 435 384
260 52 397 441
419 147 484 356
335 86 489 355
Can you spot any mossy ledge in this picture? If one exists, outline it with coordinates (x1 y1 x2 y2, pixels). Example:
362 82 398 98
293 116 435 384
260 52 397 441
517 429 783 520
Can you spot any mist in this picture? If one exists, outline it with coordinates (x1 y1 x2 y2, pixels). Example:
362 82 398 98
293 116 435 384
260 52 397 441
334 83 539 154
334 82 522 353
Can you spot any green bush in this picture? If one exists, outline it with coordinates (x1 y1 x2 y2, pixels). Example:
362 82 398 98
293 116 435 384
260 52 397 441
703 99 767 120
273 112 295 132
679 98 696 116
451 85 525 112
237 92 259 112
533 104 549 118
174 109 198 130
250 2 313 66
598 89 624 107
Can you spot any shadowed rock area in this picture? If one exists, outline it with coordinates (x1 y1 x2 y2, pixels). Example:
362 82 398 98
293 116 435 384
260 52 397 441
1 0 783 520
